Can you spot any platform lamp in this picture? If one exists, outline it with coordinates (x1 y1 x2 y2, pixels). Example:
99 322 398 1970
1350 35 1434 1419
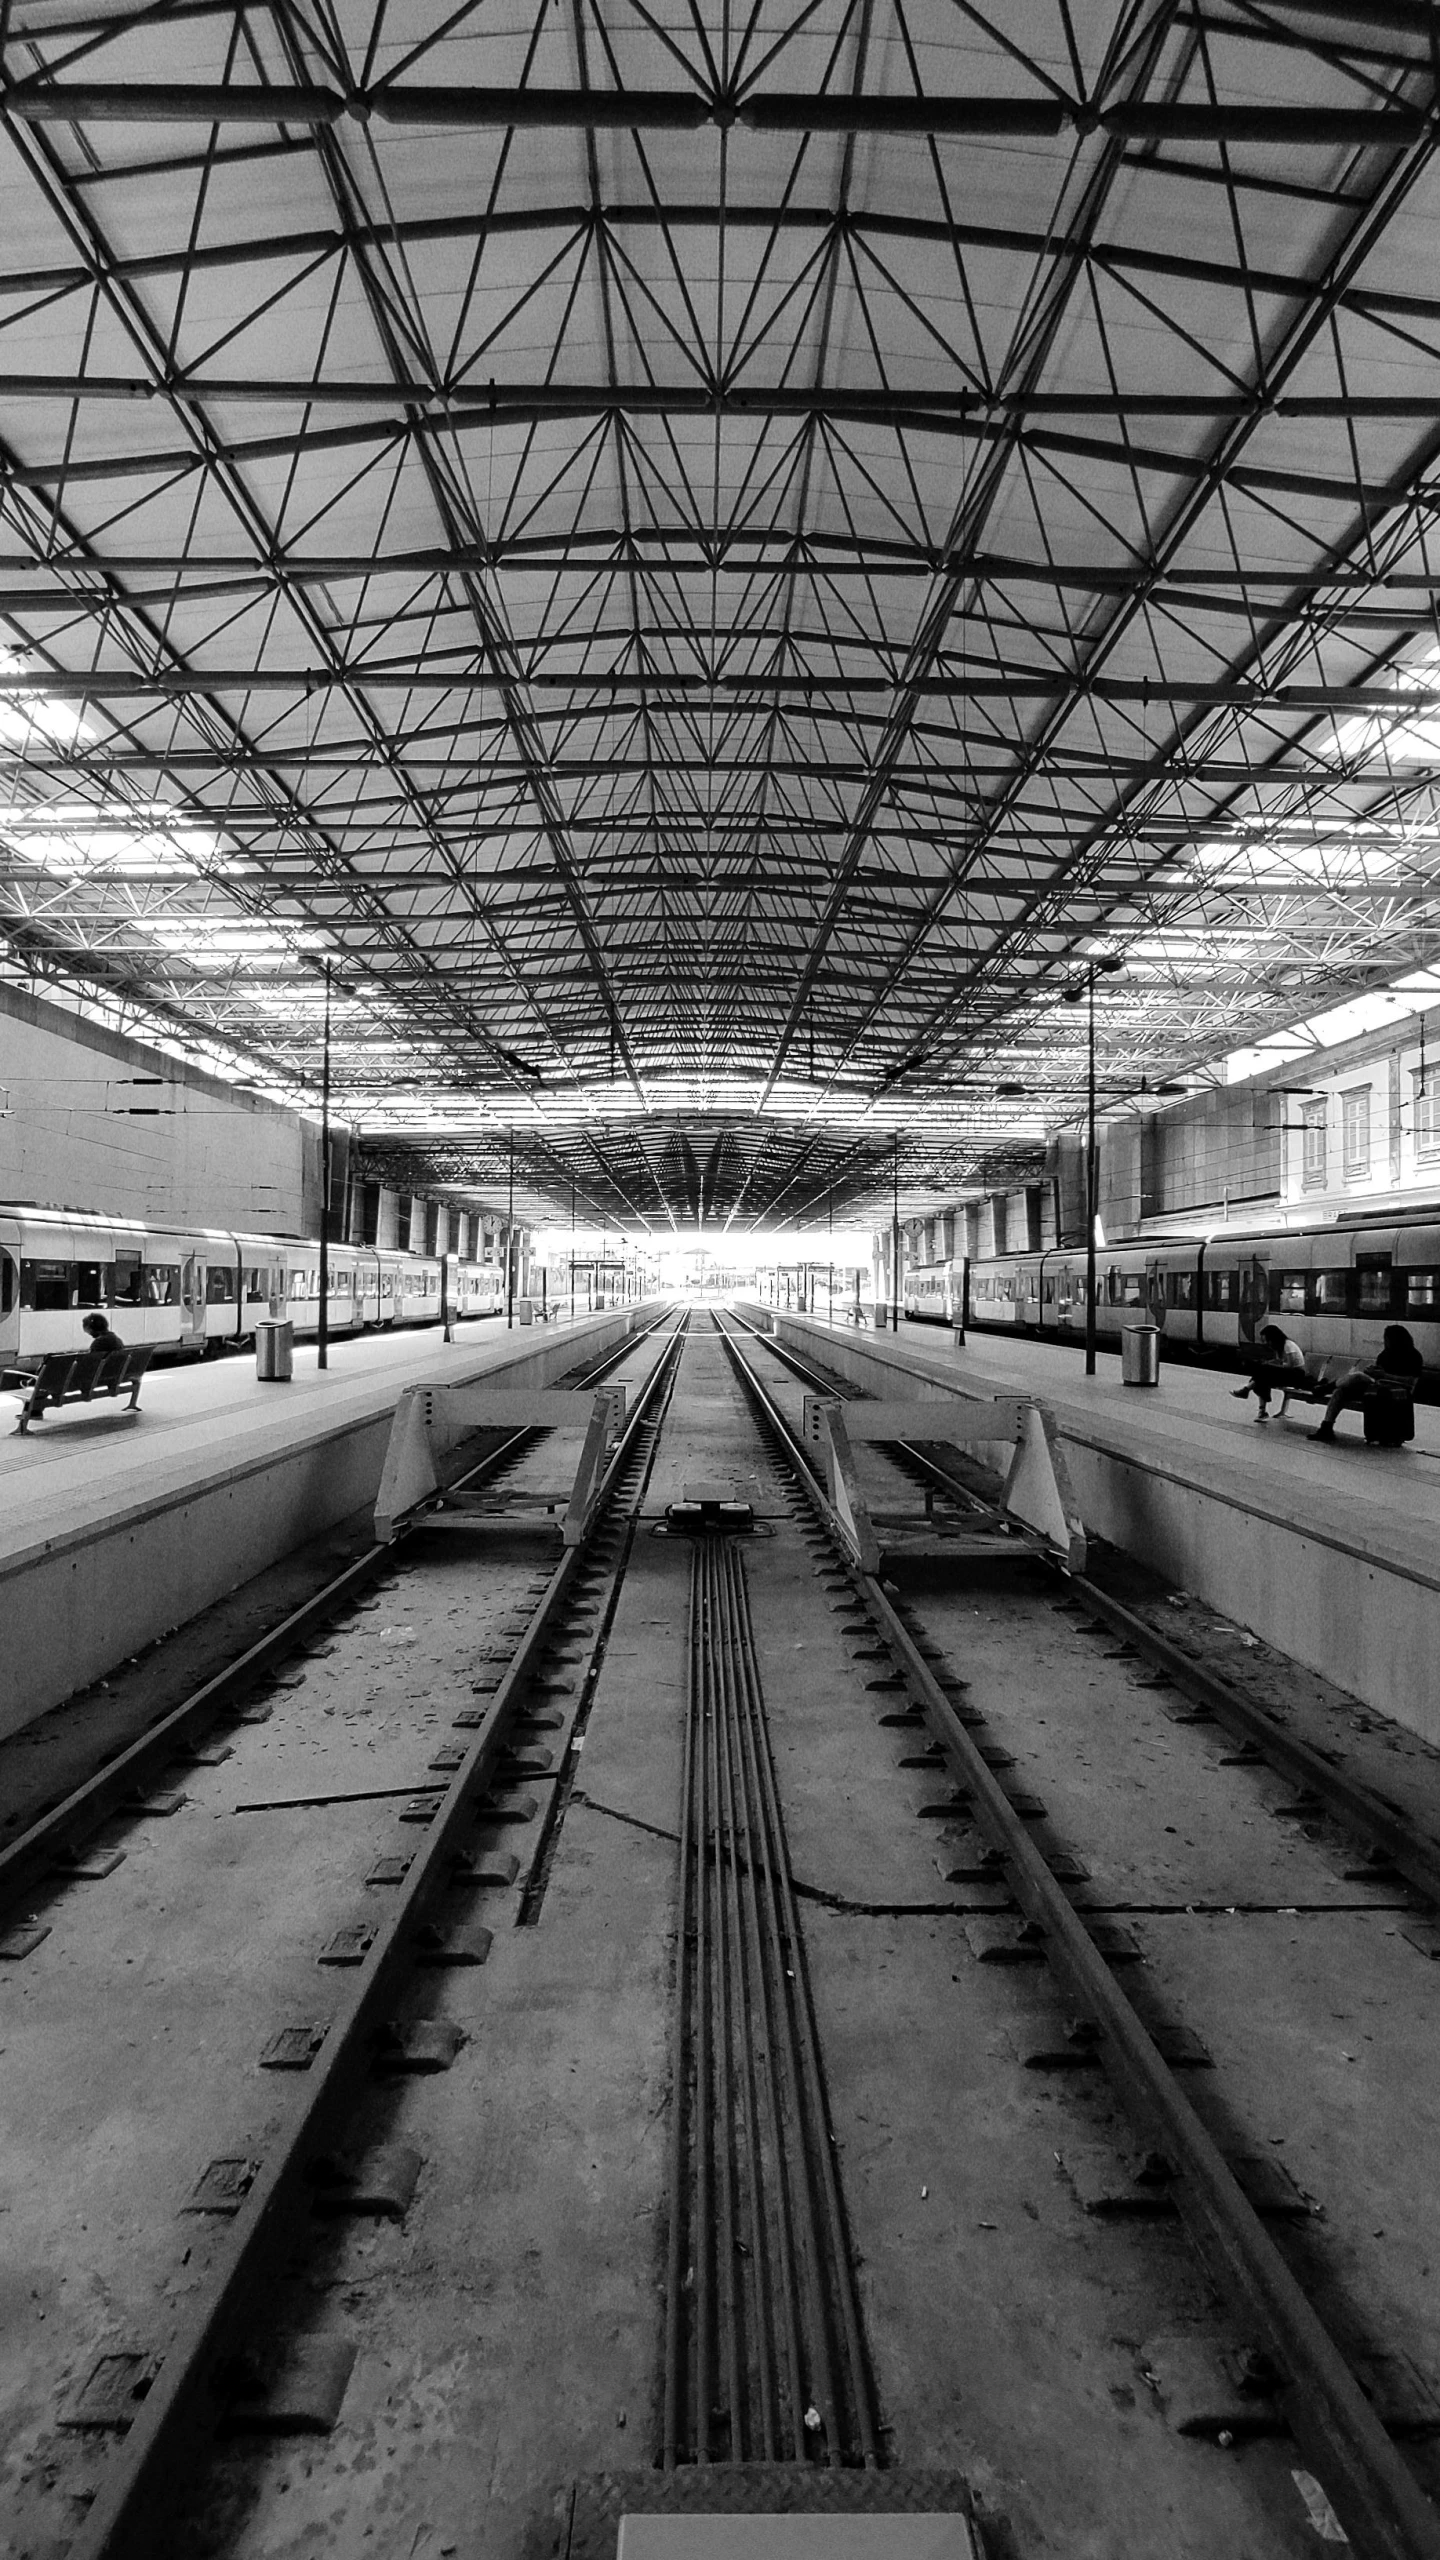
317 961 333 1372
1061 954 1125 1377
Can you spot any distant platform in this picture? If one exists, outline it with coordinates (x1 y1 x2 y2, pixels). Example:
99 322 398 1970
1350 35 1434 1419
0 1307 645 1736
755 1311 1440 1746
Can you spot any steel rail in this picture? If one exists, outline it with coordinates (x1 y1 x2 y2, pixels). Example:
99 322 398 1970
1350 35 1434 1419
720 1535 843 2464
661 1537 699 2469
64 1311 688 2560
729 1311 1440 1915
710 1536 782 2460
714 1313 1440 2560
726 1536 881 2470
706 1543 744 2462
0 1316 671 1925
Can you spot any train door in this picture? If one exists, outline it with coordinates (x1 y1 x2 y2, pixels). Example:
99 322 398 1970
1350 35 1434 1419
179 1253 207 1354
1145 1255 1166 1330
1238 1255 1267 1348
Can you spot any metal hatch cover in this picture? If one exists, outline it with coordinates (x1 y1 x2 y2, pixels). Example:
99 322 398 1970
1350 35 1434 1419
616 2524 980 2559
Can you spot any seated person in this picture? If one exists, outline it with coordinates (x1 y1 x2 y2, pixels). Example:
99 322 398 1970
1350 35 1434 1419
1231 1323 1307 1420
78 1311 127 1368
1311 1323 1423 1443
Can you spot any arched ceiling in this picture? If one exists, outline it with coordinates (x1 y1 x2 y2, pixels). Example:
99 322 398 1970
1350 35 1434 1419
3 0 1440 1226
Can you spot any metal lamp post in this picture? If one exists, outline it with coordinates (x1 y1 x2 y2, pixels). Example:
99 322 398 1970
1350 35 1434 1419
317 961 332 1372
1061 955 1124 1377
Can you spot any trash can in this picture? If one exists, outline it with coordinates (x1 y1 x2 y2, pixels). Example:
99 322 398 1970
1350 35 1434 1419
1121 1320 1160 1387
255 1317 294 1382
952 1324 967 1353
517 1297 533 1327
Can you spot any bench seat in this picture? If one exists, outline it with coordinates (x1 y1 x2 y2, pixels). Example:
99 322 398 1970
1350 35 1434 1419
4 1343 156 1434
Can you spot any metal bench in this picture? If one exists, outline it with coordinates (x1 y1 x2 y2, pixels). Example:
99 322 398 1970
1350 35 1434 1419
4 1343 155 1435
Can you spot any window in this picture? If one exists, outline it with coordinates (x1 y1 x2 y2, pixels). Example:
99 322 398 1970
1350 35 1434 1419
290 1268 311 1301
206 1266 236 1303
1165 1270 1195 1309
1413 1072 1440 1159
0 1253 13 1315
74 1261 105 1307
1122 1271 1145 1305
1301 1099 1327 1188
1206 1269 1237 1311
23 1258 72 1311
1277 1272 1307 1314
1406 1269 1439 1312
145 1266 179 1305
1355 1258 1393 1314
1314 1269 1349 1313
1342 1086 1371 1181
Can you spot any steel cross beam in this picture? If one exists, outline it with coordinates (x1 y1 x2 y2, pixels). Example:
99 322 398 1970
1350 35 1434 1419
0 121 587 1108
754 2 1189 1109
282 52 647 1108
810 85 1440 1105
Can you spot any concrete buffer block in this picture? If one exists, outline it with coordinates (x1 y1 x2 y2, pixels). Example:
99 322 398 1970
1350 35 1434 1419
818 1395 1086 1575
373 1386 623 1545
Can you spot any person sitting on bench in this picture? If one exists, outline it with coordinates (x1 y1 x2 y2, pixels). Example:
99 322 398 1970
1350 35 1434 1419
1311 1324 1423 1444
78 1311 127 1366
1231 1323 1307 1420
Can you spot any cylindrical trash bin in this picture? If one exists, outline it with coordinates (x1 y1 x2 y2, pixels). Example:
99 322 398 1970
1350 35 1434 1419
1121 1321 1160 1387
952 1324 967 1352
517 1297 533 1327
255 1317 295 1382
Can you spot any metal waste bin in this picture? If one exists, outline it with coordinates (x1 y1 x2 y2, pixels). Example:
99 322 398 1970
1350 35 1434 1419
1121 1320 1160 1387
952 1324 967 1353
255 1317 294 1382
517 1297 534 1326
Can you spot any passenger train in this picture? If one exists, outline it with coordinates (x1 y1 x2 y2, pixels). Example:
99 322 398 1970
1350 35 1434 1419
0 1204 507 1371
903 1213 1440 1385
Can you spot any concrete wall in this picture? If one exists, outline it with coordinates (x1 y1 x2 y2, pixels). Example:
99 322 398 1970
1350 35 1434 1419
0 979 321 1232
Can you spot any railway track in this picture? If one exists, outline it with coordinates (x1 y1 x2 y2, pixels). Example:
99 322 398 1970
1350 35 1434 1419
714 1308 1440 2560
1 1311 687 2560
8 1304 1440 2560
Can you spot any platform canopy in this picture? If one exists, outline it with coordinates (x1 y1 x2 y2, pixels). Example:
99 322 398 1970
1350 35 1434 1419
3 0 1440 1226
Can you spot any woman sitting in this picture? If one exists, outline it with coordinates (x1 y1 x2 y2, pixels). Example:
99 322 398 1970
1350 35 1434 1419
1311 1324 1423 1444
1231 1323 1307 1420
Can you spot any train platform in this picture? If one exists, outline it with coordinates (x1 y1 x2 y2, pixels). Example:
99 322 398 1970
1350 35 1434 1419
754 1311 1440 1748
0 1306 648 1739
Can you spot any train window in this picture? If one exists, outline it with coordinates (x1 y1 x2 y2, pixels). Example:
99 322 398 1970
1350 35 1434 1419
1277 1272 1306 1314
1042 1277 1055 1303
0 1253 12 1314
1314 1269 1349 1313
206 1266 236 1303
1168 1271 1195 1309
74 1260 105 1307
145 1266 179 1306
112 1251 144 1305
1355 1262 1393 1314
289 1269 311 1301
1122 1273 1145 1305
1406 1269 1438 1311
242 1266 267 1301
24 1259 74 1311
1206 1270 1237 1311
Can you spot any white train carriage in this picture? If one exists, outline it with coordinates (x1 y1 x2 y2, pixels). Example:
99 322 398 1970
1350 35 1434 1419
904 1215 1440 1384
0 1204 509 1372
